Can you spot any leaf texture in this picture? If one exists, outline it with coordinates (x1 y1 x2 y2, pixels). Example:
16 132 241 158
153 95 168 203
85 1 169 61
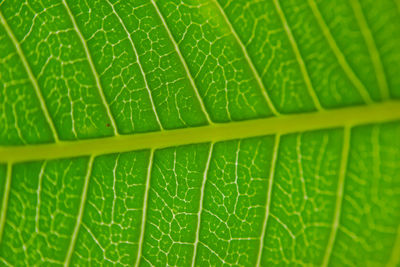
0 0 400 266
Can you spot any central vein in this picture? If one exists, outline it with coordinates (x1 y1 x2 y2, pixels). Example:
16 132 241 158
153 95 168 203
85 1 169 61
1 101 400 163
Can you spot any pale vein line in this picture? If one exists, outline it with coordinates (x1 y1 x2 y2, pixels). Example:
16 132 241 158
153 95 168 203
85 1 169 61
307 0 373 104
135 150 154 267
35 161 47 233
64 155 95 267
214 0 280 116
199 240 229 264
350 0 390 100
105 0 164 130
0 163 12 244
61 0 119 135
371 125 380 205
321 126 351 267
81 223 105 253
191 143 214 267
387 221 400 267
233 141 240 213
256 135 280 267
396 0 400 15
1 100 399 163
0 11 59 142
149 0 213 124
272 0 323 111
0 256 12 267
296 133 307 207
111 154 120 223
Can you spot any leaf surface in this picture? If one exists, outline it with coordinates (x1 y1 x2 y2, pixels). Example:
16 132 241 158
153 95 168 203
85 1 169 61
0 0 400 266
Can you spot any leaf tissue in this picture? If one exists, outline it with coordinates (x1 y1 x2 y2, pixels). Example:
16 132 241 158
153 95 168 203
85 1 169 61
0 0 399 266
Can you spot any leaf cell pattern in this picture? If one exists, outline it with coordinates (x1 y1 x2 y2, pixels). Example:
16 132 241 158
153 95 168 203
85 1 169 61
0 0 400 266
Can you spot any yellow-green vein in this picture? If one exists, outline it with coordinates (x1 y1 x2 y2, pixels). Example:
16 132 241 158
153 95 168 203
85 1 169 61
321 126 351 267
150 0 214 124
1 100 399 163
0 163 12 244
135 150 154 267
0 11 59 142
105 0 164 130
62 0 119 136
273 0 323 111
307 0 373 104
192 143 214 267
64 155 95 267
350 0 390 100
256 134 280 267
214 0 280 116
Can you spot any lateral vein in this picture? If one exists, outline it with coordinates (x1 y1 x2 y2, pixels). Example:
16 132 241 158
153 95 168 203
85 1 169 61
64 155 94 267
350 0 390 100
0 163 12 244
0 11 59 142
214 0 280 116
35 161 47 233
387 221 400 267
150 0 213 124
273 0 323 111
321 126 351 267
62 0 119 135
191 143 214 267
307 0 373 104
256 135 280 267
105 0 164 130
135 150 154 267
0 101 400 163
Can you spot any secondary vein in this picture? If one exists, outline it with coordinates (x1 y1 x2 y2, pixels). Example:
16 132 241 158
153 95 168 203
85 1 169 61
0 11 59 142
307 0 373 104
0 163 12 244
62 0 119 136
321 126 351 267
105 0 164 130
256 134 280 267
273 0 323 111
387 221 400 267
214 0 280 116
135 150 154 267
191 143 214 267
150 0 214 124
350 0 390 100
64 155 94 267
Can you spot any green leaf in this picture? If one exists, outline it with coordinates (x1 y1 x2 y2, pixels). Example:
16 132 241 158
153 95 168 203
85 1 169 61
0 0 399 266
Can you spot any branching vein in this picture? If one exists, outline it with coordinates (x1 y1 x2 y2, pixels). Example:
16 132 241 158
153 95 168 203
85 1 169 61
321 126 351 267
350 0 390 100
0 163 12 244
307 0 373 104
105 0 164 130
135 150 154 267
256 134 280 266
191 143 214 267
0 11 59 142
62 0 119 136
150 0 213 124
64 155 94 267
273 0 323 111
214 0 280 116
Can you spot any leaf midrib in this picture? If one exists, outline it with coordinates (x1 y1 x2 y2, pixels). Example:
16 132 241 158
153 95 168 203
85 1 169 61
1 100 399 163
